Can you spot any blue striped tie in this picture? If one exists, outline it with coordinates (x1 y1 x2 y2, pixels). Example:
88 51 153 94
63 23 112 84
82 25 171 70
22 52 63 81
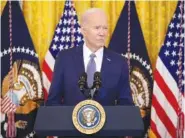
86 53 96 88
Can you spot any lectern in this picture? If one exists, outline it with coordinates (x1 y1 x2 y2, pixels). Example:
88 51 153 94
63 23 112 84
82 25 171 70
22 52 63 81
34 106 144 137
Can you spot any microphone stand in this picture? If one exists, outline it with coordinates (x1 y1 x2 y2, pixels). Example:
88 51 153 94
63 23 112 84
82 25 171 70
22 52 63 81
78 72 101 100
83 88 92 99
91 73 101 99
80 86 97 100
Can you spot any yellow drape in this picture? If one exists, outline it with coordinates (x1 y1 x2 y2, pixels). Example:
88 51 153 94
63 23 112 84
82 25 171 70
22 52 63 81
1 1 177 70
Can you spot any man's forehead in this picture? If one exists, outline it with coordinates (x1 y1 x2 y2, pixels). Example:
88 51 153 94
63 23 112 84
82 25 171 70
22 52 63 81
81 8 107 25
83 8 106 17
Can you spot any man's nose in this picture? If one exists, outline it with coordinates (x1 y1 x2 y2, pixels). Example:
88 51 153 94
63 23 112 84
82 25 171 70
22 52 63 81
98 28 106 36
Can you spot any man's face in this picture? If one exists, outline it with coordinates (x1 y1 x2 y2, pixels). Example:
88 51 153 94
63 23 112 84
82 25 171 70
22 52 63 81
82 12 108 50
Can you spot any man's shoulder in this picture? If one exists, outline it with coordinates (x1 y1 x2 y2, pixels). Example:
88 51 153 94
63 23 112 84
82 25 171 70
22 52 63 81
105 48 127 63
56 46 79 58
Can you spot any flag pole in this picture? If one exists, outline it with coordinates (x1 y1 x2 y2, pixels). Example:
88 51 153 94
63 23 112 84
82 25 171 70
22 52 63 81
177 1 184 138
127 1 131 75
70 0 75 48
126 1 132 138
6 1 17 138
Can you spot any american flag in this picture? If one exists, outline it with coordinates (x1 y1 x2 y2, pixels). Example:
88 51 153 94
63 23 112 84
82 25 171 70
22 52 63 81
1 96 17 113
150 1 184 138
42 0 84 100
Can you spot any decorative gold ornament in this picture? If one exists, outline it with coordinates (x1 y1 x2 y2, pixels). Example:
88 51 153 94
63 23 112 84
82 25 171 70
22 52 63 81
72 100 106 135
2 60 43 114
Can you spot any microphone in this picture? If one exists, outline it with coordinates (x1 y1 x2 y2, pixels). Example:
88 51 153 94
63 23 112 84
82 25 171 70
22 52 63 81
90 72 101 98
78 72 87 90
78 72 91 98
93 72 101 90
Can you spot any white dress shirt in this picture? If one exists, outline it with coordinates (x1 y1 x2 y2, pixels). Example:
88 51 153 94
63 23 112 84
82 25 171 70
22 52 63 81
83 43 104 72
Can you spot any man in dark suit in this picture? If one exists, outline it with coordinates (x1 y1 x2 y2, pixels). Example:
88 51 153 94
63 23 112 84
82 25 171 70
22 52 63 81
46 8 133 106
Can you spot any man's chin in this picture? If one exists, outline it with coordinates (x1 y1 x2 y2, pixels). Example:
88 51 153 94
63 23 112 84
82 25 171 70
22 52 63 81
96 44 104 48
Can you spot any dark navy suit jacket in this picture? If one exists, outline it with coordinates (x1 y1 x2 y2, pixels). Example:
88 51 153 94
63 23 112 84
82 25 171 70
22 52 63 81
46 45 133 106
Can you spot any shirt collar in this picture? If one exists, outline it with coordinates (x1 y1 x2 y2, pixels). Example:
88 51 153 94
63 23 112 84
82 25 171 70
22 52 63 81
83 43 104 59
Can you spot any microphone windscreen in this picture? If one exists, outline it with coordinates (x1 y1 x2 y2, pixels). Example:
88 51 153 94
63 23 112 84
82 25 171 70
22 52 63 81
81 72 87 80
94 72 101 79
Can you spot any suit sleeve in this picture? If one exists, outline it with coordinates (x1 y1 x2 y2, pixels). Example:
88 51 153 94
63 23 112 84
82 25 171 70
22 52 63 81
117 58 134 105
46 52 65 106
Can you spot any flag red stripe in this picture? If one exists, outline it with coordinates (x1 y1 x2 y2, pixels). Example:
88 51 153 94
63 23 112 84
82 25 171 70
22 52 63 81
43 60 53 82
1 96 17 113
2 101 10 107
152 95 176 138
2 96 10 105
2 98 11 111
155 69 179 114
2 105 16 113
43 87 49 101
150 119 161 138
2 103 11 112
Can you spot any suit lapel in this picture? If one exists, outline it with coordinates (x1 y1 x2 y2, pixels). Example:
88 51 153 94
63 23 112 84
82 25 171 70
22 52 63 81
101 47 111 83
73 45 85 76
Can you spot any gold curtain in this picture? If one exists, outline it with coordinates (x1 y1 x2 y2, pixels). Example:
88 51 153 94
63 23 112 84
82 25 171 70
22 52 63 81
1 1 177 70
